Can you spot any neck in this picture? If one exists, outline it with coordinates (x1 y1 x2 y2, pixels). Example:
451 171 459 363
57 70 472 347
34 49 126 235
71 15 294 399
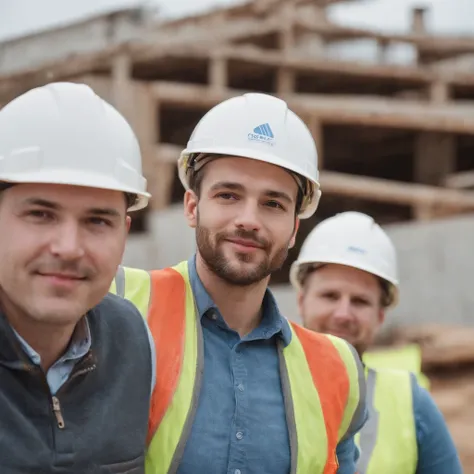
16 325 75 372
196 253 269 337
0 296 77 372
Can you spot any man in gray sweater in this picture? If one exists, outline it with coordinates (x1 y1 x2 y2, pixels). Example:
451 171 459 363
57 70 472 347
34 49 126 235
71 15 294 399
0 82 155 473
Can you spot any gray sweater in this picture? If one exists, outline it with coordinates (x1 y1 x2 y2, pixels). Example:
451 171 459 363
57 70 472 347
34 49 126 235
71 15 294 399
0 293 152 473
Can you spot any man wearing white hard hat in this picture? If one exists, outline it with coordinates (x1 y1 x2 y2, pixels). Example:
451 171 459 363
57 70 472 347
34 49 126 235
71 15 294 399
290 211 462 474
111 93 368 474
0 82 156 473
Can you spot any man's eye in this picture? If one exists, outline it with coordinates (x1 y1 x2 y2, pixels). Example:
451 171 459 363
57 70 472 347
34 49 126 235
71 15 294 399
217 193 237 200
87 217 112 227
27 210 53 220
266 200 284 210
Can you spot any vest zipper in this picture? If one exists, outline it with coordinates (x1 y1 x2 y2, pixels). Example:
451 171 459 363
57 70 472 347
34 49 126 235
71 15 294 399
51 396 65 429
45 351 96 433
50 357 97 430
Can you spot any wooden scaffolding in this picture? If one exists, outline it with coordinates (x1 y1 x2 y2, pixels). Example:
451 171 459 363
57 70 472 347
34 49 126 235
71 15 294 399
2 0 474 237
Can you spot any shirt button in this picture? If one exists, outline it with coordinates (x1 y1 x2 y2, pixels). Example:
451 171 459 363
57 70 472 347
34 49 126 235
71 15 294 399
235 470 242 474
236 431 244 440
237 384 244 392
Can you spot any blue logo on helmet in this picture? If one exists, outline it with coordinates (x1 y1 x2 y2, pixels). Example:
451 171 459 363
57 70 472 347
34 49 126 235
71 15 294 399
248 123 275 145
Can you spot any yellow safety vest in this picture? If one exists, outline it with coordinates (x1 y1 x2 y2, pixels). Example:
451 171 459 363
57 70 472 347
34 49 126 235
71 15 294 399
363 344 430 390
110 261 365 474
355 367 418 474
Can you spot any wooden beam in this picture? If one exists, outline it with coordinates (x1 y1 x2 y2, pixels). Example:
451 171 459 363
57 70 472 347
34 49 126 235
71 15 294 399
295 17 474 58
3 39 474 107
0 43 125 104
414 132 456 186
3 1 474 103
429 80 450 104
148 81 474 134
143 43 431 85
133 83 161 211
158 8 474 61
413 203 436 221
276 67 295 94
112 53 132 118
208 51 228 92
152 162 176 209
225 45 431 83
319 171 474 211
279 0 296 53
445 170 474 189
307 115 324 168
156 143 181 163
154 143 474 211
411 7 428 35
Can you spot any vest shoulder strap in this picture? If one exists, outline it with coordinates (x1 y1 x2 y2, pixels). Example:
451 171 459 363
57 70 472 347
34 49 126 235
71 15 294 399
111 266 151 318
290 323 366 443
146 264 192 444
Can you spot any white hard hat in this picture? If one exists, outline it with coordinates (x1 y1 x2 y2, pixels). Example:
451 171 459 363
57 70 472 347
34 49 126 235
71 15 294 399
0 82 150 211
290 211 399 307
178 93 321 219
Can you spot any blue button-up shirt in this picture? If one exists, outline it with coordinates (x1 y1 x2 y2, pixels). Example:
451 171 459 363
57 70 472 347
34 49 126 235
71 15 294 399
411 375 462 473
178 256 366 474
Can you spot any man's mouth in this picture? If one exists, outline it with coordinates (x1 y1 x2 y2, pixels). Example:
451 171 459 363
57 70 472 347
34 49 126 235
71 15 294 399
37 272 85 280
226 238 264 249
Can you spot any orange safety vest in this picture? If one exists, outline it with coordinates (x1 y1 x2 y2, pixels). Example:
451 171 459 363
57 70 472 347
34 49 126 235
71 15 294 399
110 261 365 474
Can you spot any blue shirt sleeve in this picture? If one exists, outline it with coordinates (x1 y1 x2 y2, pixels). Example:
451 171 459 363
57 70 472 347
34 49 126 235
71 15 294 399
411 374 462 474
336 435 361 474
336 380 369 473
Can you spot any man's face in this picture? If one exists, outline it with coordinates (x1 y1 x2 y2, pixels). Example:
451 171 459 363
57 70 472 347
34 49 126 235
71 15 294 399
0 183 130 328
185 157 300 286
299 263 385 355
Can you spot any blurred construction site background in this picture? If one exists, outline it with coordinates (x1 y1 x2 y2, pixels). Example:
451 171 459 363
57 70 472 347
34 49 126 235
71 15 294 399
2 0 474 469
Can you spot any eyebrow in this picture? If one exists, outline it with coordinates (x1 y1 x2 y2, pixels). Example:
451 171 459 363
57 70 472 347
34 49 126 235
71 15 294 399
210 182 294 204
22 198 122 218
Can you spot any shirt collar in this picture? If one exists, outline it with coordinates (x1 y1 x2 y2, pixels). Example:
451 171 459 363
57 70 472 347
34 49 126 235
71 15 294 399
12 316 91 367
187 254 292 346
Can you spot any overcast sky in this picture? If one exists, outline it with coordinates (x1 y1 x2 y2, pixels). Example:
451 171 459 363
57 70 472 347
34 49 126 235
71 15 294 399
0 0 471 42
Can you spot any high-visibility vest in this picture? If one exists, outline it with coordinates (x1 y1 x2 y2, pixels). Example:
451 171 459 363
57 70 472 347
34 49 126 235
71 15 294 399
355 367 417 474
363 344 430 390
110 261 365 474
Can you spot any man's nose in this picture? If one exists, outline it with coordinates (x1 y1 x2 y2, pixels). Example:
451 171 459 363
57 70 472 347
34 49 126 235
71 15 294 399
49 221 85 260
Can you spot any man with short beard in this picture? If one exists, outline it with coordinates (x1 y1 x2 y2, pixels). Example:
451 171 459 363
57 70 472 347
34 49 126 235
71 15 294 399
111 93 368 474
290 211 462 474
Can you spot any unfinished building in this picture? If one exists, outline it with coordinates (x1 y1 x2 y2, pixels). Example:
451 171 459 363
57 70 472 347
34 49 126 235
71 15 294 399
2 0 474 284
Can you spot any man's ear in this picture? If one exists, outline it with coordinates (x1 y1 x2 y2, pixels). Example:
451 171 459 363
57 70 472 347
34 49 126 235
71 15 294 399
289 218 300 249
378 309 386 325
125 216 131 233
297 289 305 319
184 189 198 228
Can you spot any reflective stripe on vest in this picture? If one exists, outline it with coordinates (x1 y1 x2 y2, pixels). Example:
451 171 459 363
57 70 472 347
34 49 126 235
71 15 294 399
356 368 417 474
111 261 364 474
